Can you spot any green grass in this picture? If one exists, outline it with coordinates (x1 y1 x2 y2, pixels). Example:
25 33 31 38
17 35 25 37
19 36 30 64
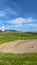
0 53 37 65
0 32 37 65
0 31 37 43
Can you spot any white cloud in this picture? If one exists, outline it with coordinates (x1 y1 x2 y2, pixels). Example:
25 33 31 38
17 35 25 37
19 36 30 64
5 8 17 15
30 24 37 27
7 17 25 26
7 17 37 27
0 11 6 17
0 7 18 17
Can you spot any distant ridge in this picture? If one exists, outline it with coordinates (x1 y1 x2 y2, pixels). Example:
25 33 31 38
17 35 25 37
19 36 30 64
0 29 19 32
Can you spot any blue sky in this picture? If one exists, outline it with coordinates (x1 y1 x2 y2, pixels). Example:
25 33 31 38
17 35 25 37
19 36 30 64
0 0 37 32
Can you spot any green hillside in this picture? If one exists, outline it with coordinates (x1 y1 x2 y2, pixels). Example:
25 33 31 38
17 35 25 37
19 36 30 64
0 32 37 43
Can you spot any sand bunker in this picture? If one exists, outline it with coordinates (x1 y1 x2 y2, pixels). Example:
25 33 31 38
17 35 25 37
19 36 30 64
0 40 37 53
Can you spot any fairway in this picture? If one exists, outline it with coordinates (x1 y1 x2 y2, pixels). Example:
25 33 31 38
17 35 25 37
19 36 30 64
0 53 37 65
0 32 37 44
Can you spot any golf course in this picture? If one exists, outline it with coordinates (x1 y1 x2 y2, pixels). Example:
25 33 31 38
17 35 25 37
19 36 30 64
0 32 37 65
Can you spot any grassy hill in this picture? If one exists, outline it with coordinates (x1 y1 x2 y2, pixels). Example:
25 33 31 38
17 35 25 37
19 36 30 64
0 31 37 43
0 32 37 65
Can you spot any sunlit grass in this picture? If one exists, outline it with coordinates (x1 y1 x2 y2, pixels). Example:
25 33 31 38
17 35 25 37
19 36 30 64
0 53 37 65
0 31 37 44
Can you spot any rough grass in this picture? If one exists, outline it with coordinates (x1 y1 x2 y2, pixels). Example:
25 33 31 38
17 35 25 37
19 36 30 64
0 53 37 65
0 31 37 43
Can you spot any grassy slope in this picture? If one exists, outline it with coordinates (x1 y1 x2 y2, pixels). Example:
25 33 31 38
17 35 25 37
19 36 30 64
0 53 37 65
0 31 37 43
0 32 37 65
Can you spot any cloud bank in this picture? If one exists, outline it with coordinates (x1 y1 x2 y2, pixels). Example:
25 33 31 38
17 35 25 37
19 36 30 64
7 17 37 27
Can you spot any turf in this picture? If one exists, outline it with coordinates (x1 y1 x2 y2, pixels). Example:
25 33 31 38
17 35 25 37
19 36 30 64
0 32 37 65
0 53 37 65
0 31 37 43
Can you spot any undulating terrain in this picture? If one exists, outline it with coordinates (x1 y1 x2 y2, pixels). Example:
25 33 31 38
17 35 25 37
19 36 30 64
0 32 37 43
0 32 37 65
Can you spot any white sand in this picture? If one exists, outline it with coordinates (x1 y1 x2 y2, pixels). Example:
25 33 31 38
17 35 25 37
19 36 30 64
0 40 37 53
